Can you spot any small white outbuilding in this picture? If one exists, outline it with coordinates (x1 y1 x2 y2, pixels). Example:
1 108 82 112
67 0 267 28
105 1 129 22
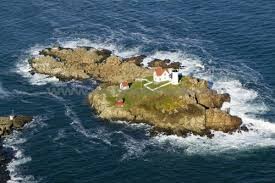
120 81 129 90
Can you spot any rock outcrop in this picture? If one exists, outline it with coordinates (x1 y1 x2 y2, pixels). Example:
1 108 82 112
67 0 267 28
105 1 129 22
89 76 242 136
148 59 181 69
0 116 33 137
31 47 151 83
206 109 242 132
30 46 243 136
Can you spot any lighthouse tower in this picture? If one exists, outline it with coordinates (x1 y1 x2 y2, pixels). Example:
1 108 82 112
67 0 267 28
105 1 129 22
9 110 15 121
171 70 179 85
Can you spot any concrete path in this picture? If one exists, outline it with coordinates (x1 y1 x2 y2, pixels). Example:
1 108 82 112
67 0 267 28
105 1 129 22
135 78 171 91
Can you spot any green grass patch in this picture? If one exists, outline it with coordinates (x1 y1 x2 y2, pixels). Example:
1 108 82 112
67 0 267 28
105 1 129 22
145 76 153 81
130 80 147 89
106 95 116 106
102 80 190 112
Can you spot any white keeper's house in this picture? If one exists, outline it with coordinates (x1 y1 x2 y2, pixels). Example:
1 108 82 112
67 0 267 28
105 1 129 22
153 67 170 82
153 67 179 85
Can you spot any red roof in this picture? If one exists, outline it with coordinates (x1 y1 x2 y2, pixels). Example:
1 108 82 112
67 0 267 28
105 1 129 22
115 100 124 107
121 81 129 87
155 67 168 76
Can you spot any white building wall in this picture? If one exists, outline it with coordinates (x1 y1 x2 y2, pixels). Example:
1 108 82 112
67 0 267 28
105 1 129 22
154 71 171 82
171 72 179 85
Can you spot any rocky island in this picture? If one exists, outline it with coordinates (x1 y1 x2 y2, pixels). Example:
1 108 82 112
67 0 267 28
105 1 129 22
30 46 243 136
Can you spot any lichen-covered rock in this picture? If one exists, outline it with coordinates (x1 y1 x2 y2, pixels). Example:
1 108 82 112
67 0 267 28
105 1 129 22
30 47 151 83
0 116 33 137
88 88 135 121
89 83 242 136
196 90 231 108
206 109 242 132
180 76 209 90
94 56 152 83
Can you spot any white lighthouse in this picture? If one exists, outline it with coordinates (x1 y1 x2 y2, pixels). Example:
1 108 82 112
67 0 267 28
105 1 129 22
171 70 179 85
9 110 15 121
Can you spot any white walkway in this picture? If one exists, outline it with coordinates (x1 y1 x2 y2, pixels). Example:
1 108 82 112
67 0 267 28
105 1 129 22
135 78 171 92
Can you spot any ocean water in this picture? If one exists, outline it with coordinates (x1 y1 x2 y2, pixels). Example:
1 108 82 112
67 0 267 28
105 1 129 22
0 0 275 182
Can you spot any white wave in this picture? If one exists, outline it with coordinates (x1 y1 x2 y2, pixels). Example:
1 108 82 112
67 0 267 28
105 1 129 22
0 81 10 98
3 134 36 183
58 38 141 58
142 50 205 75
3 116 48 183
121 134 148 160
111 120 151 130
63 102 112 146
63 80 96 90
15 45 59 86
212 79 269 116
153 121 275 156
53 129 66 143
12 89 48 97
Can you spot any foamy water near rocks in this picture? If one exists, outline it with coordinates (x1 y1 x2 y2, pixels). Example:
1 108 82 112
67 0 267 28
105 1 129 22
0 115 32 182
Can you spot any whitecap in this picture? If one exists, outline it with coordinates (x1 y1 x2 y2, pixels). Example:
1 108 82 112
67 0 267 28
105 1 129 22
3 133 36 183
142 50 205 75
121 133 149 160
58 38 141 58
53 129 66 143
63 102 112 146
3 116 48 183
0 81 10 98
111 120 152 130
15 45 59 86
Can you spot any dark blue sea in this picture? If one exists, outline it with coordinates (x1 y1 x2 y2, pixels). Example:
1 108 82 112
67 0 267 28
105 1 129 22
0 0 275 182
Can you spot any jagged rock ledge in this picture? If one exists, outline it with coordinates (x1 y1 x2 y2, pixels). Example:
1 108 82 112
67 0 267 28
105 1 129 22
30 46 152 83
0 116 33 137
30 46 244 136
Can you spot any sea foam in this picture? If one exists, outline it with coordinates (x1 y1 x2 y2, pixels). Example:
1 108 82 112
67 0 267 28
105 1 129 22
3 116 47 183
15 45 59 86
0 81 10 98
